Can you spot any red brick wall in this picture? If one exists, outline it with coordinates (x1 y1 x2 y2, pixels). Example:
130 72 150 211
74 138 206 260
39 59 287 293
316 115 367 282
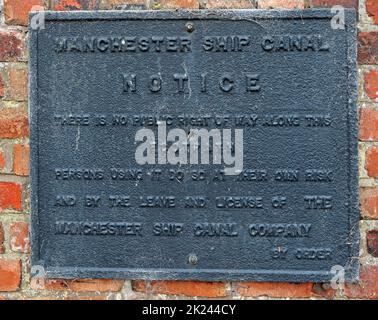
0 0 376 300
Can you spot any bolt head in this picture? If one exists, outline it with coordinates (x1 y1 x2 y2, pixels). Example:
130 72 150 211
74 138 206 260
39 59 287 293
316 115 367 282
185 22 195 33
188 253 198 265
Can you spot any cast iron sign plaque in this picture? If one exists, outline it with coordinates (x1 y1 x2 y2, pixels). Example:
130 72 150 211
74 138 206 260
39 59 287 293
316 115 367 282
30 9 359 282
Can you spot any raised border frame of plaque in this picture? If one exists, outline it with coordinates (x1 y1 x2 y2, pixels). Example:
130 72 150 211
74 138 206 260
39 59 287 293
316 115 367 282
29 9 359 282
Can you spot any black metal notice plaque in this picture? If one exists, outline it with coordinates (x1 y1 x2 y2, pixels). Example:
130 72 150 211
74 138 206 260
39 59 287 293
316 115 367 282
30 10 359 282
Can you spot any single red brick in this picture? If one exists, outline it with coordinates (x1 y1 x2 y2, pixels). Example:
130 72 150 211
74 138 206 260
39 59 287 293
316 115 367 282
258 0 304 9
9 222 29 253
345 265 378 299
310 0 358 9
365 70 378 100
0 258 21 291
0 182 22 212
366 0 378 25
0 30 24 62
360 188 378 219
365 147 378 177
13 144 29 176
53 0 99 10
32 278 124 292
359 108 378 141
0 223 4 253
68 279 124 292
235 282 313 298
7 68 28 101
132 280 227 297
0 108 29 139
204 0 255 8
4 0 45 26
367 229 378 257
359 32 378 65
